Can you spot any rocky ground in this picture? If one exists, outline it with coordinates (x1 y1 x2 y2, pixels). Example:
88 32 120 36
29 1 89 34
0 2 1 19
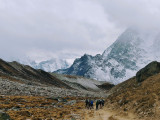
0 77 108 98
0 58 110 98
0 95 105 120
0 95 139 120
0 95 149 120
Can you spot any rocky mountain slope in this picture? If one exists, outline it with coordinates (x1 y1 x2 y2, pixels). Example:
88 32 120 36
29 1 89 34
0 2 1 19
0 59 71 89
51 73 113 91
56 28 160 84
0 58 111 97
106 61 160 119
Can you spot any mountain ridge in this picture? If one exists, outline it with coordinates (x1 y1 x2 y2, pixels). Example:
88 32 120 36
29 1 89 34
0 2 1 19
0 58 71 89
55 28 160 84
0 58 112 97
16 58 71 72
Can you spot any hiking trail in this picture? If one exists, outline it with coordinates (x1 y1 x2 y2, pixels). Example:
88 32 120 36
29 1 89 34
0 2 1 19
82 107 137 120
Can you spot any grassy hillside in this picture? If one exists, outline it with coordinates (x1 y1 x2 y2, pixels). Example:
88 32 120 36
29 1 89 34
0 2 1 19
106 61 160 120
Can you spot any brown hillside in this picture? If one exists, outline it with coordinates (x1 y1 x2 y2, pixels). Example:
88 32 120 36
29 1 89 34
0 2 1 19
106 61 160 120
0 59 72 89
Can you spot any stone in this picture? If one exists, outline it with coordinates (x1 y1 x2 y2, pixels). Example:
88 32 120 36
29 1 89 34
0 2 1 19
65 100 76 105
136 61 160 82
0 111 11 120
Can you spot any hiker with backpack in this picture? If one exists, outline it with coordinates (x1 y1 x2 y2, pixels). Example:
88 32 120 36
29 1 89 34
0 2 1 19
88 99 94 109
85 99 89 109
90 100 94 109
102 99 104 107
96 100 100 110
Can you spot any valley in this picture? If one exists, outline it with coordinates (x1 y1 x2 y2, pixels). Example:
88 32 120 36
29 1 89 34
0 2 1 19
1 59 160 120
1 1 160 119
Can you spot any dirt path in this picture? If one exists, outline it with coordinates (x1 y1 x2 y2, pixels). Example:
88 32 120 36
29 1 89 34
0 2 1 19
82 107 137 120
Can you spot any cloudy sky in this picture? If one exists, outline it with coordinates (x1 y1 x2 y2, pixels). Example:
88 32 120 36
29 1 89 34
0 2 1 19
0 0 160 63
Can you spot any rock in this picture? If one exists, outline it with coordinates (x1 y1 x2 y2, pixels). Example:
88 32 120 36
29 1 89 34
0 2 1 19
136 61 160 82
11 106 21 111
0 111 11 120
47 97 67 102
118 99 122 104
65 100 76 105
124 108 128 111
58 98 67 102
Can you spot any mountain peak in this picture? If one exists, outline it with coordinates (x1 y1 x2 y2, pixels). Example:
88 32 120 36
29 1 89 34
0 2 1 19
56 28 160 84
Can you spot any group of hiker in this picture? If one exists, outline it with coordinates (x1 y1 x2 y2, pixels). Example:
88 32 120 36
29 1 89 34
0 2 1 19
96 99 104 110
85 99 94 109
85 99 104 110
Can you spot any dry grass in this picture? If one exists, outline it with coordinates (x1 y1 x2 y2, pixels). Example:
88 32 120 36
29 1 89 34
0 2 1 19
106 73 160 119
0 95 87 120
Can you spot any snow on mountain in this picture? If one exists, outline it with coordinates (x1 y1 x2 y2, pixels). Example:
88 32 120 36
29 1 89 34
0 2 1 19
36 59 71 72
55 28 160 84
17 58 71 72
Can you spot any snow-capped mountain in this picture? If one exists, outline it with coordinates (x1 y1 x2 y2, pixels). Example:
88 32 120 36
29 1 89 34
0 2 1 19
56 28 160 84
17 58 70 72
35 59 70 72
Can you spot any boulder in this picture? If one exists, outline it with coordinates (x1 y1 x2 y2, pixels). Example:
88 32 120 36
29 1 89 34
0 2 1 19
0 111 11 120
47 97 67 102
65 100 76 105
58 98 68 102
136 61 160 82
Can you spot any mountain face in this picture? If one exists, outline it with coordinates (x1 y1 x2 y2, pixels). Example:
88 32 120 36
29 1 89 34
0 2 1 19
18 58 70 72
0 58 111 98
0 59 71 89
56 28 160 84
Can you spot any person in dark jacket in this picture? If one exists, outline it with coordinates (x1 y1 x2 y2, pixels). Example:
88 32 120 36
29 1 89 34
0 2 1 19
96 100 99 110
99 100 102 108
85 99 89 109
102 99 105 107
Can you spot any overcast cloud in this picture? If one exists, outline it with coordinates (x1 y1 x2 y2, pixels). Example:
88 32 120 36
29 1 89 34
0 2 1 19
0 0 160 62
